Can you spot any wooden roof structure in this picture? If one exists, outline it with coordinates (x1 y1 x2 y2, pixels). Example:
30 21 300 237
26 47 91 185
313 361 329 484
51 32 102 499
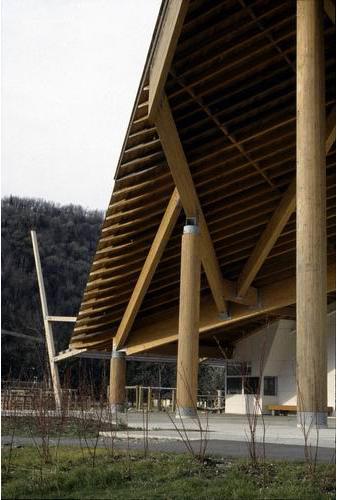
70 0 336 358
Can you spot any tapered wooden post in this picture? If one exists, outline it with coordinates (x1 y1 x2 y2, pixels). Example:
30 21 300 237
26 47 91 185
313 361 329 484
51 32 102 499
296 0 327 427
109 351 126 413
31 230 62 410
176 220 201 418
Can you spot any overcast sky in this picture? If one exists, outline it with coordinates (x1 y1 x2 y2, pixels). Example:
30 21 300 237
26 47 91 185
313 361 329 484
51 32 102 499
2 0 161 211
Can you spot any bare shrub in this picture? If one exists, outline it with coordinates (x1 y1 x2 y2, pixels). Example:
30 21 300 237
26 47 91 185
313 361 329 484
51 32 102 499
27 377 54 466
297 376 320 478
142 406 149 458
101 401 118 460
166 366 209 463
214 330 267 468
243 345 266 468
75 369 104 468
3 403 19 477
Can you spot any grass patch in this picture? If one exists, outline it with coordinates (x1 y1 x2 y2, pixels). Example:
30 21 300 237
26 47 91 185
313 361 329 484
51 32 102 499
1 416 126 438
2 445 335 499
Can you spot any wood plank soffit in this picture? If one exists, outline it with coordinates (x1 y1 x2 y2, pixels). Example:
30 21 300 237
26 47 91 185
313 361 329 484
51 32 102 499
113 188 181 350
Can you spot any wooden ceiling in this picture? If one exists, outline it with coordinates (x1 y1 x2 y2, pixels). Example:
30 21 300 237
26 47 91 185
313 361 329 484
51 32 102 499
70 0 336 354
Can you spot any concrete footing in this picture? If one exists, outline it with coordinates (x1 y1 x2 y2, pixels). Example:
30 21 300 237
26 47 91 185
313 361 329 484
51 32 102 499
175 407 197 419
297 411 328 429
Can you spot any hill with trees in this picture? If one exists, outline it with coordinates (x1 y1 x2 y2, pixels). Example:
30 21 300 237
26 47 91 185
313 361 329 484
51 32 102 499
1 196 103 380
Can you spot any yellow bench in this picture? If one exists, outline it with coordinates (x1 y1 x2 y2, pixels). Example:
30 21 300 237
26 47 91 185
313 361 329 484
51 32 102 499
267 405 333 416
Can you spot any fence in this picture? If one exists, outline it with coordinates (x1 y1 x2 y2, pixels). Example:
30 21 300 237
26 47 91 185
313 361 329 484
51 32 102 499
1 384 78 411
2 381 226 413
126 386 225 413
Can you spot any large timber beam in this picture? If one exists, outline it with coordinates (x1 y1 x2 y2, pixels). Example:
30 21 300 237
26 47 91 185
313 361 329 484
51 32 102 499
155 94 227 314
125 263 335 355
113 188 181 350
237 108 336 298
148 0 189 122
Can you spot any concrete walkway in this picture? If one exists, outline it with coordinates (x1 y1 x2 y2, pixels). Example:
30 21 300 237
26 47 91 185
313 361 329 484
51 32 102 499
2 412 335 462
104 412 336 449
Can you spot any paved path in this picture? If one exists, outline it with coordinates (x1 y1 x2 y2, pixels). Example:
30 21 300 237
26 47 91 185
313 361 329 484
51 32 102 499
111 412 336 449
2 434 335 463
2 412 335 462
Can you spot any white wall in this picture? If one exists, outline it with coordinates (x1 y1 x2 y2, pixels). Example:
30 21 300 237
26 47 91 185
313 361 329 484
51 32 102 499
224 313 336 415
327 311 336 412
225 394 260 414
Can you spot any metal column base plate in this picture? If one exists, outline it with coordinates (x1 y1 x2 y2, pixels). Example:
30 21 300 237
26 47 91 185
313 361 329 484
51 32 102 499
297 411 328 428
175 407 197 419
110 403 126 414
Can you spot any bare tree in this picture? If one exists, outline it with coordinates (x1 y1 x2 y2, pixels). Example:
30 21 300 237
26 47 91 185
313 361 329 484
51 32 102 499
296 373 320 478
243 343 267 468
166 365 209 463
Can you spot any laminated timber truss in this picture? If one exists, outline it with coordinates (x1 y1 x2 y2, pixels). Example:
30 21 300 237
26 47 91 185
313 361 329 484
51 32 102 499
70 0 336 366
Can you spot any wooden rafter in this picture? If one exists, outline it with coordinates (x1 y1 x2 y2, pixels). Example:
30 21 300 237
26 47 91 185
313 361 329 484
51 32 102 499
155 93 227 314
324 0 336 24
113 188 181 350
236 108 336 298
148 0 189 122
126 263 336 355
238 0 295 73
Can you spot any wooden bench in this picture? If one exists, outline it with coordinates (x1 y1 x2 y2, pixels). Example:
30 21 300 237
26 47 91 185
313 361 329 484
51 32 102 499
267 405 334 416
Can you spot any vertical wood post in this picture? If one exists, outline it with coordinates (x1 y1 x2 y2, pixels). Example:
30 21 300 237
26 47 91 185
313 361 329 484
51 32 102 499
31 230 62 410
176 220 201 418
217 390 223 414
296 0 327 427
147 387 152 412
171 388 176 413
109 351 126 413
139 385 143 410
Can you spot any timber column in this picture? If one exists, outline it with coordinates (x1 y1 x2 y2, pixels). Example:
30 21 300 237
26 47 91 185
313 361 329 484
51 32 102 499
109 350 126 413
176 219 201 418
296 0 327 427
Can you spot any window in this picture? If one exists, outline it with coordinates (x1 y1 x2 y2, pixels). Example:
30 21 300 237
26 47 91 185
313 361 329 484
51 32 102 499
244 377 260 395
263 376 278 396
227 377 242 394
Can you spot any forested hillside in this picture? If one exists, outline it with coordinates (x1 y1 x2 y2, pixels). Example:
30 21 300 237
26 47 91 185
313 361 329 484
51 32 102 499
1 196 222 392
1 196 103 379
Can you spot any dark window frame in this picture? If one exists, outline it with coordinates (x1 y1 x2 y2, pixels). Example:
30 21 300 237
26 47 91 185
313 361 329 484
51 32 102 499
263 376 278 396
226 377 243 395
243 376 260 395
